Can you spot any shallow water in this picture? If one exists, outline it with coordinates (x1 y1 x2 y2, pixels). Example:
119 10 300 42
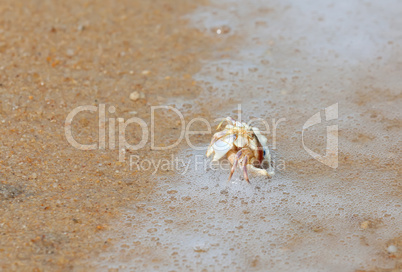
100 149 401 271
98 0 402 271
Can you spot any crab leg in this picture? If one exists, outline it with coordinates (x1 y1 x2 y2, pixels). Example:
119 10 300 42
217 116 236 130
242 155 250 183
247 165 275 178
228 150 242 182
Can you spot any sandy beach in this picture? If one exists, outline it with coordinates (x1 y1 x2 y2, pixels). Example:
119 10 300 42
0 0 401 271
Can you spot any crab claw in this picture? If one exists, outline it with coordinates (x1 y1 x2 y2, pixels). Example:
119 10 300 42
211 134 235 161
206 130 227 157
248 165 274 178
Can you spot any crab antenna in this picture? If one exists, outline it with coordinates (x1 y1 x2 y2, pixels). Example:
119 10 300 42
217 116 236 130
216 119 226 130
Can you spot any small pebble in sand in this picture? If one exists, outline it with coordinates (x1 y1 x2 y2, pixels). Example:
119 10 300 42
360 221 370 229
387 245 397 253
129 91 140 101
193 244 209 252
129 91 145 101
77 24 86 31
141 70 150 75
212 25 231 35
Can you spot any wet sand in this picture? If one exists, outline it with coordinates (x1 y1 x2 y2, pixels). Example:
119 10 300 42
95 0 402 271
0 0 401 271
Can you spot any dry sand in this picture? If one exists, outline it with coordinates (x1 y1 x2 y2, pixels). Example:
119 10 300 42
0 0 215 270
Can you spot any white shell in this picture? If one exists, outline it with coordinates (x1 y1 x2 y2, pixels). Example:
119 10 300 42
252 127 268 147
207 117 274 177
212 134 235 161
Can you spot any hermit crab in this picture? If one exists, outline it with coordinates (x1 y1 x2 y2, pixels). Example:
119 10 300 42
206 117 274 183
